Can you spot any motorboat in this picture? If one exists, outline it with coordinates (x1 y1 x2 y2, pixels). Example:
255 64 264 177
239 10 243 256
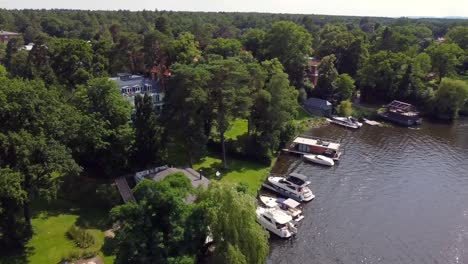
262 173 315 202
303 154 335 166
259 195 305 222
256 207 298 238
285 136 342 161
329 116 363 129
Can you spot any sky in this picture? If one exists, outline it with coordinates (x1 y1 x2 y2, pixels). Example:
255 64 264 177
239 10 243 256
1 0 468 18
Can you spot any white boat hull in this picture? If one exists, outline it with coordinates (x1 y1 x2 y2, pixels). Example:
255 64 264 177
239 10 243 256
259 195 305 222
256 207 297 238
304 154 335 166
262 177 315 202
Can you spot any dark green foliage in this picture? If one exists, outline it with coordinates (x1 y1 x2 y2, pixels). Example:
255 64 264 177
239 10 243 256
206 38 242 58
431 78 468 119
197 183 269 264
163 63 210 166
335 74 356 102
445 26 468 50
426 43 464 81
264 21 313 87
132 94 162 169
61 250 98 262
314 54 339 100
110 174 200 264
49 38 95 87
206 58 252 168
316 25 368 76
71 78 133 176
0 73 81 249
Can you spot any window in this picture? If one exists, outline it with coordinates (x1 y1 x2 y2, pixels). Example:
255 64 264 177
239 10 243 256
262 215 272 223
276 223 286 229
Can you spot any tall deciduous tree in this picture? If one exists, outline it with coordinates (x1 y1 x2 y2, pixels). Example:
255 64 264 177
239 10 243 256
426 43 464 82
171 32 202 64
0 168 27 250
335 73 356 102
143 30 173 68
249 59 298 158
314 54 339 101
264 21 313 87
316 25 368 76
445 26 468 50
49 38 95 87
110 174 203 264
205 38 242 58
207 58 251 169
132 94 162 169
72 78 133 177
241 28 266 60
197 183 269 264
164 63 210 167
0 74 81 243
431 78 468 120
28 35 56 84
358 51 412 102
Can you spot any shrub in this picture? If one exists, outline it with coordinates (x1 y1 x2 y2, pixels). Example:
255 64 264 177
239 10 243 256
66 225 96 249
337 100 353 116
95 184 121 208
61 250 97 262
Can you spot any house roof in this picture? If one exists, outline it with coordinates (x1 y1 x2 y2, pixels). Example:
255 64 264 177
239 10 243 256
304 97 332 110
109 74 163 94
0 31 21 36
150 167 210 189
293 137 340 150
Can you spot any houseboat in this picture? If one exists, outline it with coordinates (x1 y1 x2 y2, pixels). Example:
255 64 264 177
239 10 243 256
378 100 422 126
284 135 342 161
262 173 315 202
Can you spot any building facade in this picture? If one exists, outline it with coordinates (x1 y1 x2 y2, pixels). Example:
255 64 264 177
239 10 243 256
0 31 21 44
110 73 165 111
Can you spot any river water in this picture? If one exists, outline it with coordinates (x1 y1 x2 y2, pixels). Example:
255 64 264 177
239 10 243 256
268 118 468 264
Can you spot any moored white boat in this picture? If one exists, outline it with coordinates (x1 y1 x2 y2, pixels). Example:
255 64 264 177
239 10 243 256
329 116 363 129
303 154 335 166
259 195 305 222
256 207 298 238
262 173 315 202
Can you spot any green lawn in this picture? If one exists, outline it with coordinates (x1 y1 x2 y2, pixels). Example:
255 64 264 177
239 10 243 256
294 106 327 131
224 119 248 140
0 181 116 264
27 199 115 264
351 103 381 119
193 154 274 195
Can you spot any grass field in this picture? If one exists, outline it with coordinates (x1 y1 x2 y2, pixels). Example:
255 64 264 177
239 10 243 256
193 154 274 195
29 199 114 264
0 185 116 264
224 119 248 140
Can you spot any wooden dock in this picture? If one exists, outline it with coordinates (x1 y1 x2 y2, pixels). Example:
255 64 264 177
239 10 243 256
115 176 135 203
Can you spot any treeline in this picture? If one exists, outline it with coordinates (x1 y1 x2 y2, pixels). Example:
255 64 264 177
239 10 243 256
1 9 467 118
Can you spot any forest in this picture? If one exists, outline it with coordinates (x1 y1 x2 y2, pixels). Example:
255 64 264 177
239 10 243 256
0 9 467 264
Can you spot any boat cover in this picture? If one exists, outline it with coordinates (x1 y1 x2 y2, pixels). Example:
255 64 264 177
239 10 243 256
277 198 300 208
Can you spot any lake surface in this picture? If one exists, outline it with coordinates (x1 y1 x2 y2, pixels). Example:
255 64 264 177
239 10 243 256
268 118 468 264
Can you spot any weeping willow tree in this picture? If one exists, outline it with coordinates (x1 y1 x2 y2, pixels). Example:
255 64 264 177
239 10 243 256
197 183 269 264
